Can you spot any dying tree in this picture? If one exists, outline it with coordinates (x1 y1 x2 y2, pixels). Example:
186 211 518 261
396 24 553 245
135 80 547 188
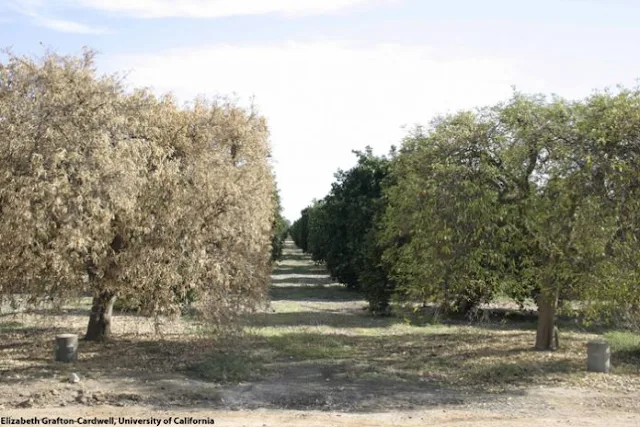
0 49 275 341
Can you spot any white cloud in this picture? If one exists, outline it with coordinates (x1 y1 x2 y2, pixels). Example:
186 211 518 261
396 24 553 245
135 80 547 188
104 42 521 220
63 0 385 19
9 1 107 34
32 15 107 33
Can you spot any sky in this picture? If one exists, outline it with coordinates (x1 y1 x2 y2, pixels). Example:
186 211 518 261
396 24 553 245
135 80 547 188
1 0 640 221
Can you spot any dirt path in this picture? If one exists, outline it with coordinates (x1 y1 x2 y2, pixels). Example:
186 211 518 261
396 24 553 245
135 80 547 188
2 241 640 425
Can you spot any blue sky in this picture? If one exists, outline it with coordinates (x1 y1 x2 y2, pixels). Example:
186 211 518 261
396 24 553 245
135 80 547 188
2 0 640 220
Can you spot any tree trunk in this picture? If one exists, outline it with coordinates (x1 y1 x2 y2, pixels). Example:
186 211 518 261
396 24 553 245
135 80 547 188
85 292 117 342
535 290 559 350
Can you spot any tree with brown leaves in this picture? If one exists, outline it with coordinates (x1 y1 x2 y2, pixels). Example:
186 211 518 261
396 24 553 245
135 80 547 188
0 49 275 341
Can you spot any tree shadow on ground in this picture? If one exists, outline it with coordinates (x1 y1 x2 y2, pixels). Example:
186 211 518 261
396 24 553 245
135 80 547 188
277 253 310 262
468 308 611 335
272 265 327 276
246 310 399 328
244 329 627 392
611 348 640 374
269 285 362 302
0 327 549 410
0 321 69 352
271 275 336 286
0 308 90 318
404 305 611 335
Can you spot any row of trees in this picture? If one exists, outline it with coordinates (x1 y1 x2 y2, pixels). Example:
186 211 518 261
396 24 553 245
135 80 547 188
291 148 390 289
271 188 290 261
289 148 394 313
0 49 279 341
291 90 640 350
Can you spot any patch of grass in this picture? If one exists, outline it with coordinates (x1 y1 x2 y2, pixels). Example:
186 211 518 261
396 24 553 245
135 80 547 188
265 331 354 360
466 358 579 391
272 265 327 276
186 351 257 383
248 310 401 328
0 321 23 332
604 331 640 373
271 275 335 286
606 331 640 352
270 284 361 302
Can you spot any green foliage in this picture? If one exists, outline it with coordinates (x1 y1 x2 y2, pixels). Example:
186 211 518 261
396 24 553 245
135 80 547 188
271 188 290 262
359 226 395 315
380 113 514 315
290 207 310 252
293 148 392 298
0 321 23 332
379 90 640 347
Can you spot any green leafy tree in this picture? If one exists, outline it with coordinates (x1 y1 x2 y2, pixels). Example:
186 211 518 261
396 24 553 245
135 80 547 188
380 91 640 349
303 148 391 291
270 188 290 261
290 207 311 252
489 92 638 349
379 114 513 316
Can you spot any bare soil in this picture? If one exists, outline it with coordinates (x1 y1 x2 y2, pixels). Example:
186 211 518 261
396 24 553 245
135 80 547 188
1 241 639 426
